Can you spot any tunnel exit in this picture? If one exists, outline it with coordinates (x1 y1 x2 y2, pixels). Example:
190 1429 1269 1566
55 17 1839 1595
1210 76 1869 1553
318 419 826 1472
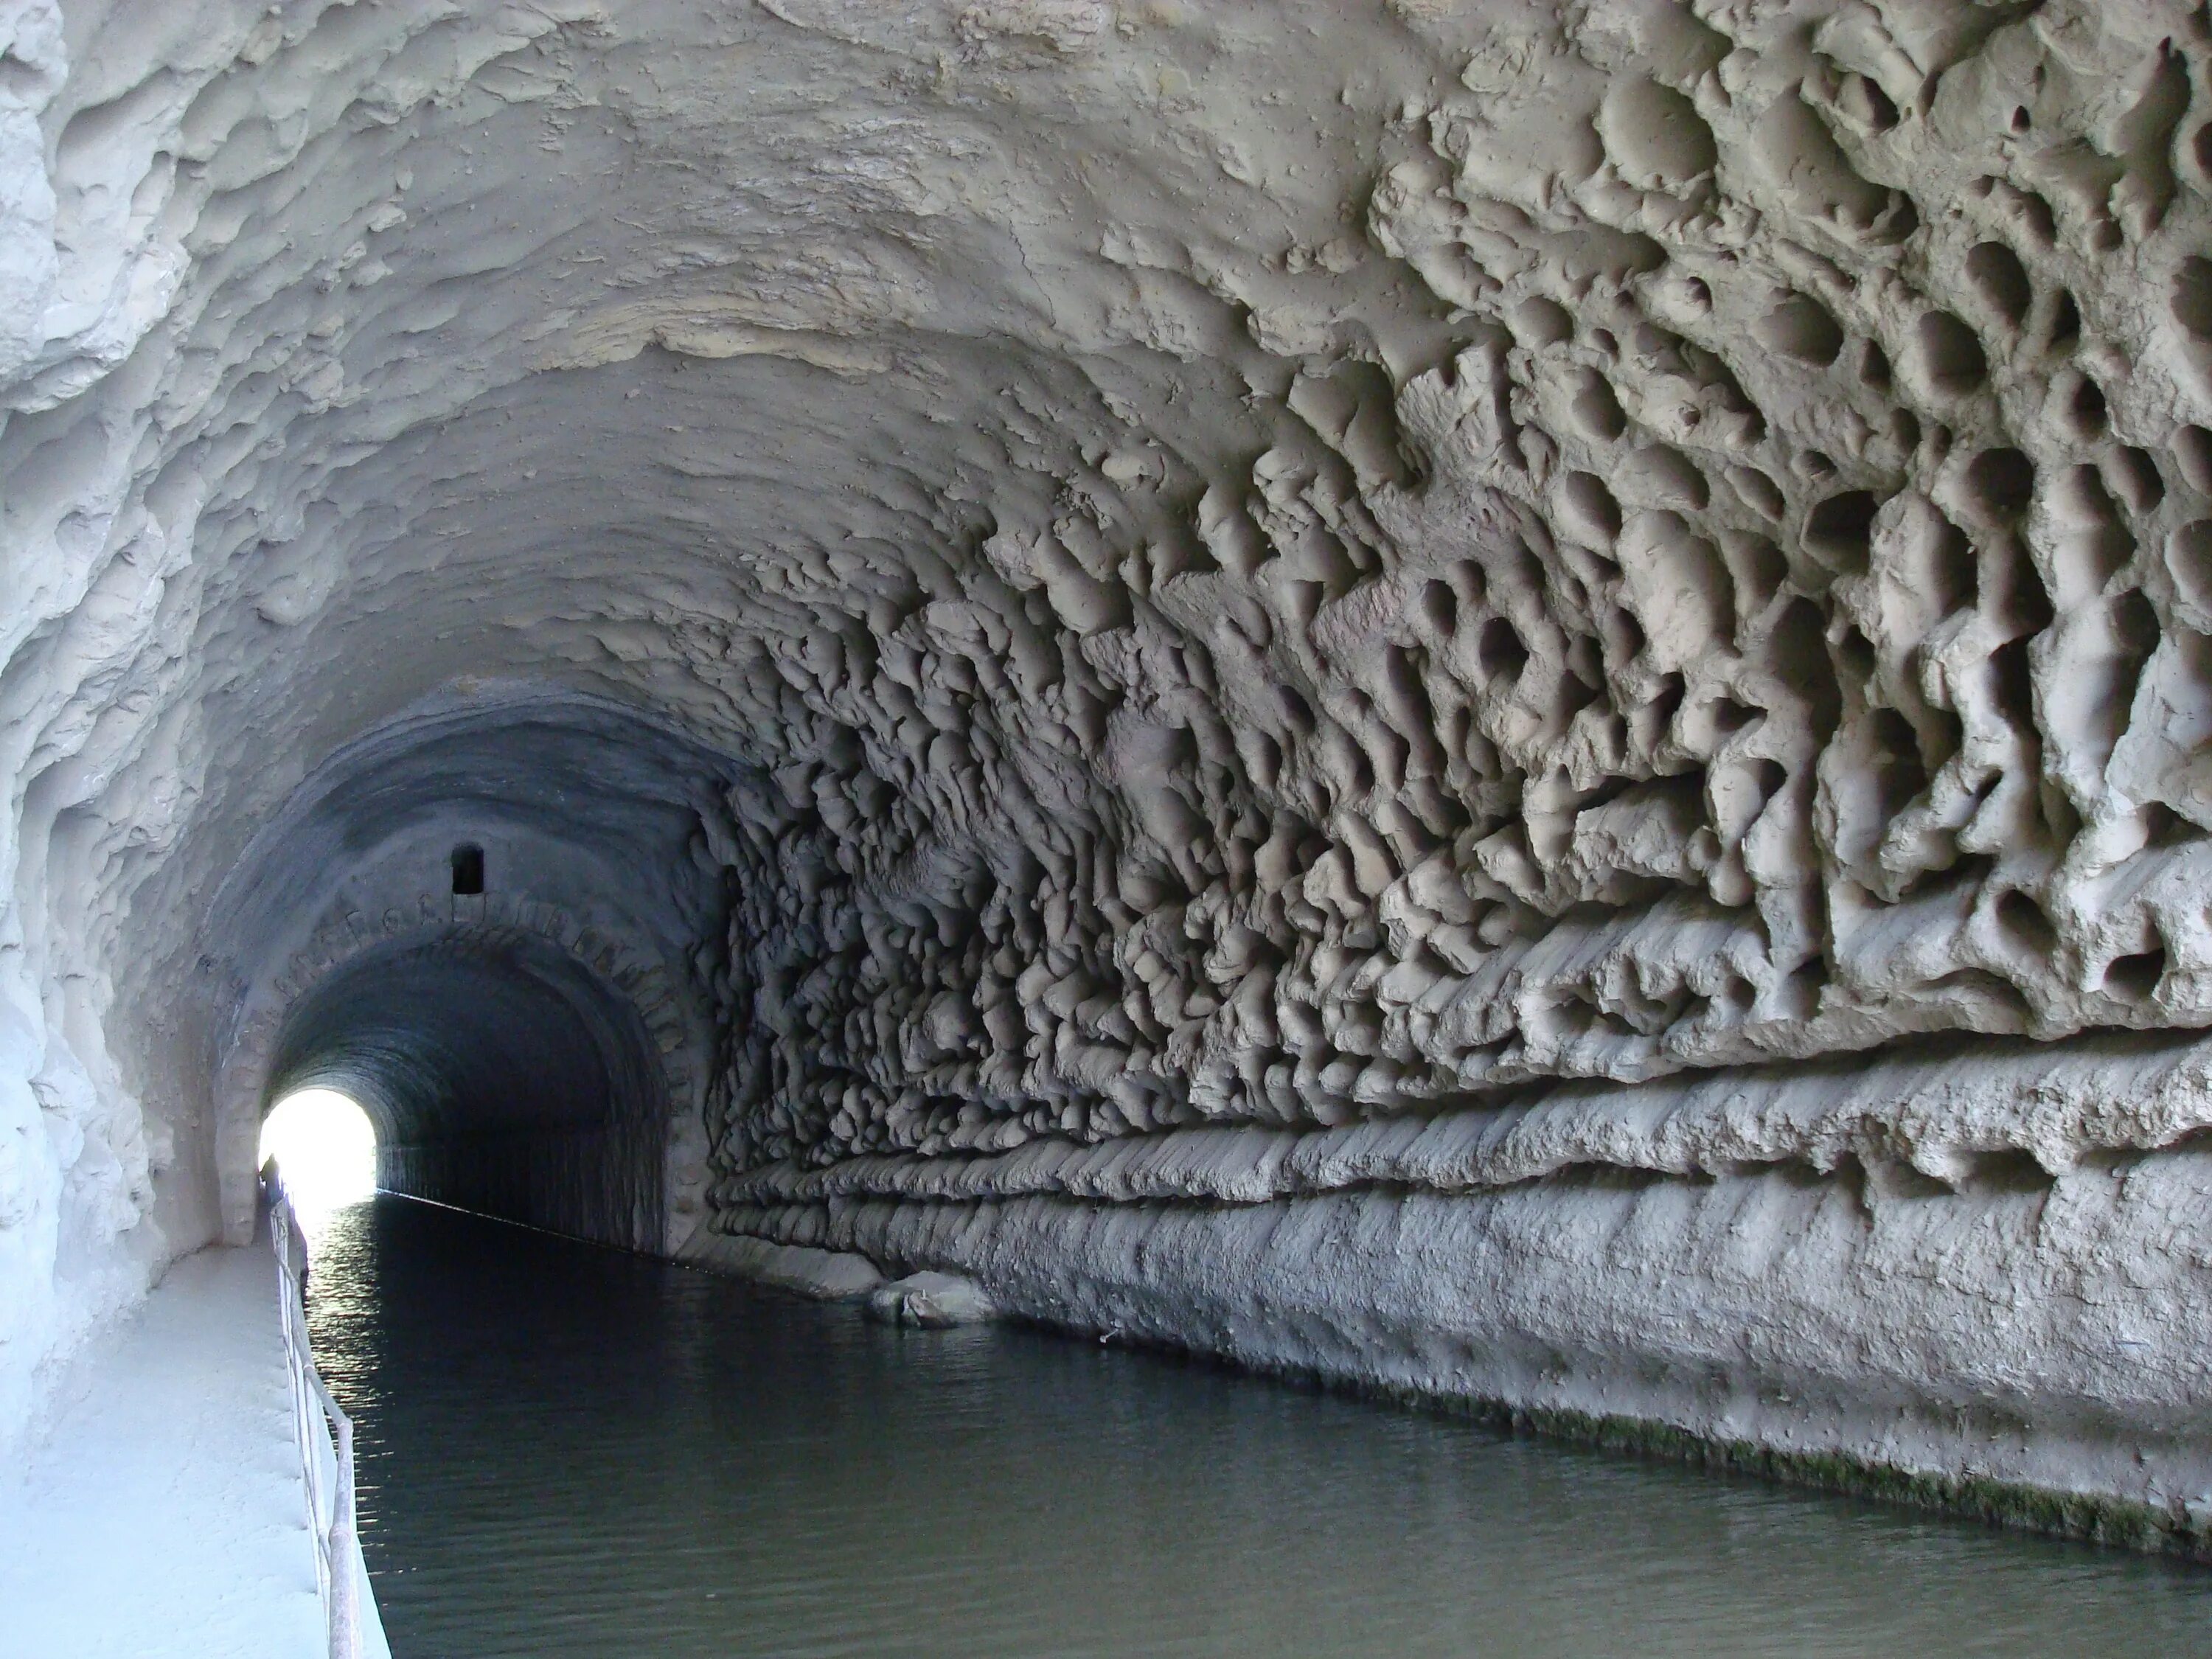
260 1089 378 1222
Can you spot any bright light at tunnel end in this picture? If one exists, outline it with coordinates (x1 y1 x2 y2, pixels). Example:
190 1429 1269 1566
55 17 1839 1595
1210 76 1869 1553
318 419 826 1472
260 1088 378 1221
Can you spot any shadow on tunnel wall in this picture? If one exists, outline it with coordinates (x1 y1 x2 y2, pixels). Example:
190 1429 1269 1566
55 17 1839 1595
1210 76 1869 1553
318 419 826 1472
265 931 667 1251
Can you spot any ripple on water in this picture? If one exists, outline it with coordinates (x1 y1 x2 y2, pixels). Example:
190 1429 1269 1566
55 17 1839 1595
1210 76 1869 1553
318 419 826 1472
307 1197 2212 1659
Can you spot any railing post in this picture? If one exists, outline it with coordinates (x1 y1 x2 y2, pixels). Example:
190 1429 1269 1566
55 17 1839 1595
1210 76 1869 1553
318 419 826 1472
329 1411 360 1659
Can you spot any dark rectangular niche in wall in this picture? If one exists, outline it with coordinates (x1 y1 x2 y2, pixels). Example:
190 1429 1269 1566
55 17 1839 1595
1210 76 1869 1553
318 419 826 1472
451 844 485 895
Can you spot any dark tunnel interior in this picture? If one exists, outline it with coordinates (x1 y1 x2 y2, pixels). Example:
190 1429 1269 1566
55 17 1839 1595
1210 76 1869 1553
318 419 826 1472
265 931 667 1251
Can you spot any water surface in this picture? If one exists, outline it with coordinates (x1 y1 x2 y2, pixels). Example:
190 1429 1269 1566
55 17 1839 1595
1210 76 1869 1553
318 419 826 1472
308 1195 2212 1657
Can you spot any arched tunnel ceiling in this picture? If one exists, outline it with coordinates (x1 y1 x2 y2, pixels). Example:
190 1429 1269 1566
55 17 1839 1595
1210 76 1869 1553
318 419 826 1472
8 0 2212 1422
209 689 739 987
271 933 649 1135
189 686 728 1248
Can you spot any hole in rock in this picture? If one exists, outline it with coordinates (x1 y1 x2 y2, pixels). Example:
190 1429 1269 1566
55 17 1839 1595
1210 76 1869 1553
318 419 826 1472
2047 288 2081 352
1994 888 2059 958
2115 585 2163 662
1513 295 1573 347
1868 706 1929 814
1837 624 1878 682
1770 597 1844 741
2105 447 2163 512
2176 424 2212 493
1570 372 1629 441
1921 515 1978 617
1989 636 2038 726
1837 72 1899 134
2067 375 2107 439
1754 293 1845 365
1972 175 2053 243
2104 947 2168 1001
1621 444 1712 511
1964 448 2036 524
1915 311 1989 396
2142 800 2206 847
2169 520 2212 607
266 930 669 1248
1922 961 2031 1020
451 842 485 894
1858 339 1893 391
1722 531 1788 612
1805 490 1881 576
1747 757 1789 808
1560 471 1624 543
1963 1147 2056 1194
1476 616 1530 685
2174 257 2212 341
1711 696 1760 737
1243 728 1283 788
1965 241 2032 329
1419 577 1458 637
1725 466 1786 521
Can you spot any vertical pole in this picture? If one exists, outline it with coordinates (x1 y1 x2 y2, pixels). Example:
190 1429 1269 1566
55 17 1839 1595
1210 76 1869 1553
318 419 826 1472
329 1411 360 1659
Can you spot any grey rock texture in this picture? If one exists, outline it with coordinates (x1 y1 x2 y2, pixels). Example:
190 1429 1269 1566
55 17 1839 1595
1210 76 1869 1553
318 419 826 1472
1 0 2210 1526
678 1231 885 1301
757 1160 2212 1514
865 1270 997 1329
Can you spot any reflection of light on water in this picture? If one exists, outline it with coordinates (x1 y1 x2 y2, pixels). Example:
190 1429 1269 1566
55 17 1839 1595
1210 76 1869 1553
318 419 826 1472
261 1088 377 1228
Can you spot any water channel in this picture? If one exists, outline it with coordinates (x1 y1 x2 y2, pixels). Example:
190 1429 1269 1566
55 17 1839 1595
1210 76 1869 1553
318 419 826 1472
307 1195 2212 1657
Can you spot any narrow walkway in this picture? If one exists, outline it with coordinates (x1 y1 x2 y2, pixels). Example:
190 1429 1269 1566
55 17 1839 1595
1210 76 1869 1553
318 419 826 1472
0 1245 327 1659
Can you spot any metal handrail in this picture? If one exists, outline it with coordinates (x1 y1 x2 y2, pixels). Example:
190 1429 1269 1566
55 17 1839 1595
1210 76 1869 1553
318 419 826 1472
269 1175 362 1659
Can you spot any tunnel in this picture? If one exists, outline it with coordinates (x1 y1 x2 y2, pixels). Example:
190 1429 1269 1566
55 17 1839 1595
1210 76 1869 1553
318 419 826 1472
263 931 667 1248
198 689 731 1259
6 0 2212 1649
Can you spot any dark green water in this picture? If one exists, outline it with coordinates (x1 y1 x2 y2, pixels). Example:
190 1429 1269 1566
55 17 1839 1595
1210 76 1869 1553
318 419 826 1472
307 1195 2212 1658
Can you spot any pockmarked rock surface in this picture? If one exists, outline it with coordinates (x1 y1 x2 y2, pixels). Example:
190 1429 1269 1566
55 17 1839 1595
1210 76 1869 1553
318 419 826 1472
4 0 2212 1531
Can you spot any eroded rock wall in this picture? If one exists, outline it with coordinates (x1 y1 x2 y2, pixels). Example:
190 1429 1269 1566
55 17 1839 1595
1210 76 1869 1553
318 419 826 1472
704 0 2212 1171
1 0 2210 1514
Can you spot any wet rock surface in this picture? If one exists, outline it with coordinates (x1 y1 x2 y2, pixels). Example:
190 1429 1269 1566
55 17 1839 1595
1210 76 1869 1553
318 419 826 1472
2 0 2211 1520
865 1270 996 1329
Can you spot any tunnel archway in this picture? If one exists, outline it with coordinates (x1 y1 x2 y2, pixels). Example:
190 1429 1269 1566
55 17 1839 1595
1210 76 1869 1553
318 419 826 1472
201 687 733 1252
262 930 669 1251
